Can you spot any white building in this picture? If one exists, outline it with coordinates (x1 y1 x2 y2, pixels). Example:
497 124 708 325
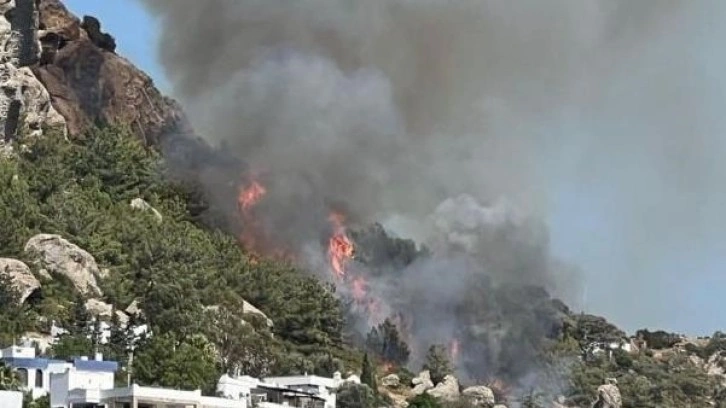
0 345 118 400
0 390 23 408
54 384 244 408
218 372 360 408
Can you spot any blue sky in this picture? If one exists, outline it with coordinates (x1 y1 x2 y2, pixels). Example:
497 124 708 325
64 0 169 91
64 1 726 336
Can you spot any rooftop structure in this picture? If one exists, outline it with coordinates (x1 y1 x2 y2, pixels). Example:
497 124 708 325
0 345 118 400
54 384 244 408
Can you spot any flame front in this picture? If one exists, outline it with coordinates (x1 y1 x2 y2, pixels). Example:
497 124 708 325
328 212 354 279
238 180 267 212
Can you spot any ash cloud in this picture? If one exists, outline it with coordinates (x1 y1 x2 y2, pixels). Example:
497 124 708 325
140 0 726 374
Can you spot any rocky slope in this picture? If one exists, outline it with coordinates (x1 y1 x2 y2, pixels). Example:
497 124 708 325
0 0 189 147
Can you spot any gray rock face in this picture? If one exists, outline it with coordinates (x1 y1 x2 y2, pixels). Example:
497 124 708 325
0 258 40 303
381 374 400 388
24 234 103 296
411 370 435 395
462 386 496 407
0 0 65 140
592 381 622 408
426 375 460 401
85 298 128 324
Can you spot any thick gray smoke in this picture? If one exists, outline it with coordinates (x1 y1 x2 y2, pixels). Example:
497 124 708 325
139 0 726 375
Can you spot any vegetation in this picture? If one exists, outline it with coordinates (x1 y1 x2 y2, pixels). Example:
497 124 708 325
0 127 359 389
2 125 726 407
365 319 410 367
360 353 377 392
423 345 452 385
337 383 377 408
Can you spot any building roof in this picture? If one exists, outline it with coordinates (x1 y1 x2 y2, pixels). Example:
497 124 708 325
2 356 118 373
71 358 119 373
263 375 338 389
2 357 67 370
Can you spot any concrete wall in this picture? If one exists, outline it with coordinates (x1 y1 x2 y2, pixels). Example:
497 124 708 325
0 390 23 408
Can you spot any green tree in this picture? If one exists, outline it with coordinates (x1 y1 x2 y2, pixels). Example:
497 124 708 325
423 345 452 385
133 333 219 394
69 294 90 337
50 334 93 359
337 383 376 408
203 306 279 377
0 361 21 390
0 272 31 347
360 353 377 393
407 393 442 408
365 318 410 366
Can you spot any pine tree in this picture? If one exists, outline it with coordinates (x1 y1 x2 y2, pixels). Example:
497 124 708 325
365 318 410 366
423 345 452 385
91 316 103 355
108 307 127 362
70 294 90 337
360 353 377 393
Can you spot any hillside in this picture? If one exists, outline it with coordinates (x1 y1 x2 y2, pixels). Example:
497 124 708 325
1 1 726 408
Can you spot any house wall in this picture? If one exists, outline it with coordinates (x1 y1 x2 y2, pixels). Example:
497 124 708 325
0 391 23 408
49 372 71 408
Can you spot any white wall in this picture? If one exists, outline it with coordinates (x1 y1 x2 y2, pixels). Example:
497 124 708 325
49 371 70 408
0 390 23 408
49 368 115 408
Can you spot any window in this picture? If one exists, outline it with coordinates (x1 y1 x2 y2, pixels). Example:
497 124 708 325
35 369 43 388
16 368 28 387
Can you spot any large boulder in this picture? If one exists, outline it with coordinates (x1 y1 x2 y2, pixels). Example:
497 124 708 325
411 370 434 395
592 379 622 408
0 0 66 140
24 234 103 296
0 258 40 303
85 298 128 325
462 386 496 407
426 375 460 401
705 352 726 385
381 374 400 388
33 0 191 145
130 198 162 222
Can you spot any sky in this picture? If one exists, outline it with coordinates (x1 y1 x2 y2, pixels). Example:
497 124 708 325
63 1 726 336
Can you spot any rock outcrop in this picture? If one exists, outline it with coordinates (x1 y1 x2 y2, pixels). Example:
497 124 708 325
85 298 128 324
411 370 435 395
0 0 66 141
426 375 460 401
130 197 162 222
0 257 40 303
382 374 400 388
592 379 622 408
462 386 496 407
24 233 103 296
32 0 190 145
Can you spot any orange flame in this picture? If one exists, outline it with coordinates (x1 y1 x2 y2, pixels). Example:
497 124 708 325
238 180 267 212
328 212 354 279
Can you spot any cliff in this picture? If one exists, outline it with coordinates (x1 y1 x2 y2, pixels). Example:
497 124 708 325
0 0 189 146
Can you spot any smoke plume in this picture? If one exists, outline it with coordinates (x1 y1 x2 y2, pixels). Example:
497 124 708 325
139 0 726 380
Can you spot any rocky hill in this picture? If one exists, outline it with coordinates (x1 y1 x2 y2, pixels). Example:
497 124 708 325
1 0 188 147
1 1 726 408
